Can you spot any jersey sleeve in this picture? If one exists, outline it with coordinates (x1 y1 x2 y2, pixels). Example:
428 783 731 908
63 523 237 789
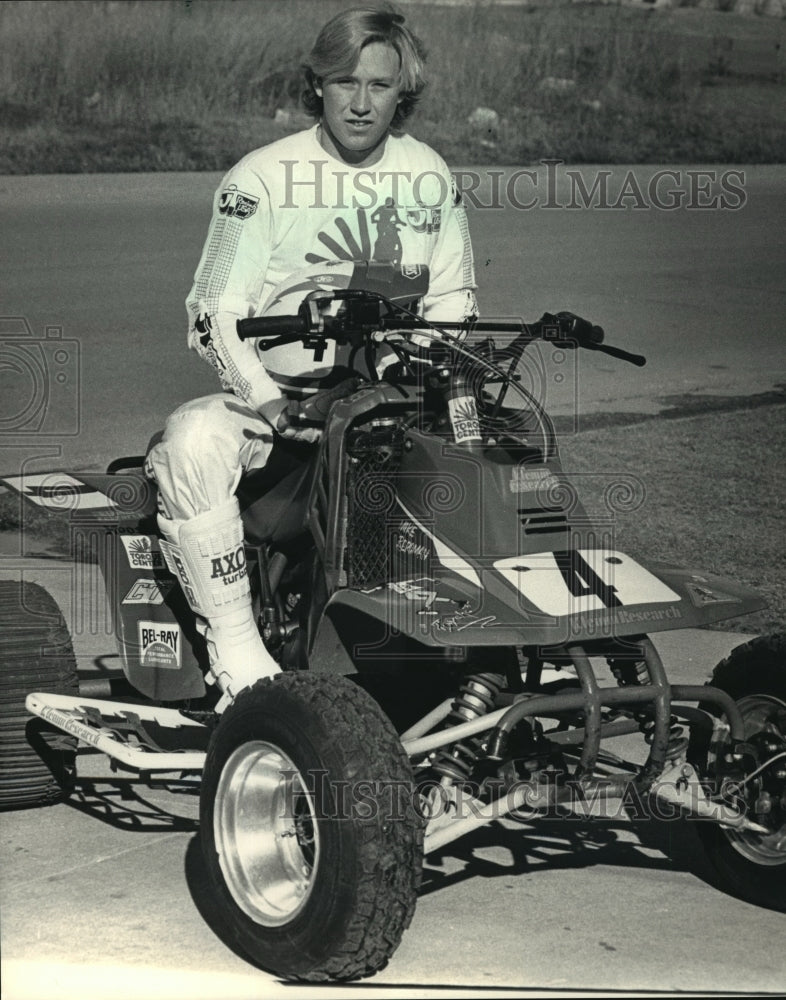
185 163 283 412
422 171 479 325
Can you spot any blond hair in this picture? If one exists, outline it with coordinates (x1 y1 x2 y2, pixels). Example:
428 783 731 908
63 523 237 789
302 3 427 128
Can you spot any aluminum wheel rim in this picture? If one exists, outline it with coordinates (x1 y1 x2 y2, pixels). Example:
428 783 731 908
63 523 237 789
725 694 786 867
214 740 319 926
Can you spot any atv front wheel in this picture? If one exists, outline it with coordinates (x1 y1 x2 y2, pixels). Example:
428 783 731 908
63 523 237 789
200 673 423 982
696 633 786 911
0 581 79 809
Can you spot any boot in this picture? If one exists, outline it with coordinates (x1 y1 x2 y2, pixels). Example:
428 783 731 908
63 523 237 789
157 498 279 710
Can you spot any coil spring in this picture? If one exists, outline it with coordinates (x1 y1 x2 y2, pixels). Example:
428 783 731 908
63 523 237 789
432 673 505 783
608 658 689 761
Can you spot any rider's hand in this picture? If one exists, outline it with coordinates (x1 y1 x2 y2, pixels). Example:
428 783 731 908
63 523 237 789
275 405 322 443
274 377 361 443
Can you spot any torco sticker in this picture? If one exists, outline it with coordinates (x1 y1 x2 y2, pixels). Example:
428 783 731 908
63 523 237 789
1 473 118 511
138 621 181 670
121 535 164 570
447 396 482 443
218 184 259 220
122 579 174 606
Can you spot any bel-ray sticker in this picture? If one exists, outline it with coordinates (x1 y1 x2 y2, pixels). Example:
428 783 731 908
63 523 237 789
138 621 182 669
1 473 118 510
494 550 680 617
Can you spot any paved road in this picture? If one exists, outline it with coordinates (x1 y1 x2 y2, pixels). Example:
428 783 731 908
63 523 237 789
0 166 784 474
1 168 785 997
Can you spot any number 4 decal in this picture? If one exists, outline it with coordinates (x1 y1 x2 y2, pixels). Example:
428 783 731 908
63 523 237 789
553 551 622 608
494 550 680 617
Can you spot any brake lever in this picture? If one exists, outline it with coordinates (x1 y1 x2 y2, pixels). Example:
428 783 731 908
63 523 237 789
253 332 307 352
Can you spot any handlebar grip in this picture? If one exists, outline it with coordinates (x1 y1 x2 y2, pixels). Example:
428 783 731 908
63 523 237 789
237 315 307 340
589 342 647 367
587 324 604 345
556 312 604 346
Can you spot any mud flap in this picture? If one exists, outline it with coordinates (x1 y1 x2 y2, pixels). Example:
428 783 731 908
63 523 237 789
1 470 207 700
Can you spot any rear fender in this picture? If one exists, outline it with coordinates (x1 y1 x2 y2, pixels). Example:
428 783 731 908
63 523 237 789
1 470 206 700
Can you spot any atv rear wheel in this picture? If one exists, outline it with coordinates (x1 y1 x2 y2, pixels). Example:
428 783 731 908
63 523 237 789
200 673 423 982
0 581 78 809
696 633 786 911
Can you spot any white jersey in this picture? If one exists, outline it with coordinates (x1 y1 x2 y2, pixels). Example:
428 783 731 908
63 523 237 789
186 125 477 410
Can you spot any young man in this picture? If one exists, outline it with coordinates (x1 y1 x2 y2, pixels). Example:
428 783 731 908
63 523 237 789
145 3 477 710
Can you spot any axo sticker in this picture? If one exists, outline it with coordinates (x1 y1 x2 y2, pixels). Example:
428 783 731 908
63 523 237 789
209 545 247 586
138 621 182 670
121 535 164 570
122 579 174 606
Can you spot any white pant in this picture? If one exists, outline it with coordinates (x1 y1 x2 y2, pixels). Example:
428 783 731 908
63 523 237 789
145 393 274 520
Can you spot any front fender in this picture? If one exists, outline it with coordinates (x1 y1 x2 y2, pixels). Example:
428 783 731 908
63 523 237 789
315 553 766 652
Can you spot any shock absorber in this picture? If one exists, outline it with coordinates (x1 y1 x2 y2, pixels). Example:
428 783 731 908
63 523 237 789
608 657 689 761
432 673 505 783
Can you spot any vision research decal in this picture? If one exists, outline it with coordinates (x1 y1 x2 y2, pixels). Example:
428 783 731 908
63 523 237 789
122 579 174 606
121 535 165 570
138 621 182 670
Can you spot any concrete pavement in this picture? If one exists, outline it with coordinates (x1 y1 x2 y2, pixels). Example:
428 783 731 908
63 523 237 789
1 559 784 997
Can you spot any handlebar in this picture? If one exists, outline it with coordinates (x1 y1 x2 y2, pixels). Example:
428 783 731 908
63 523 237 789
236 290 646 367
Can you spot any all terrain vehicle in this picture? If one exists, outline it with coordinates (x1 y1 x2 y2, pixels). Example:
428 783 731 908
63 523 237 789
1 262 784 982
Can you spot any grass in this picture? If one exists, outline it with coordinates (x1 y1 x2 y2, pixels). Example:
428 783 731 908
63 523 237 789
0 0 784 173
1 401 782 635
558 403 785 636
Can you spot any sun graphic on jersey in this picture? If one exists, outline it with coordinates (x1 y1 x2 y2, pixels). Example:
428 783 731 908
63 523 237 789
306 204 404 267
